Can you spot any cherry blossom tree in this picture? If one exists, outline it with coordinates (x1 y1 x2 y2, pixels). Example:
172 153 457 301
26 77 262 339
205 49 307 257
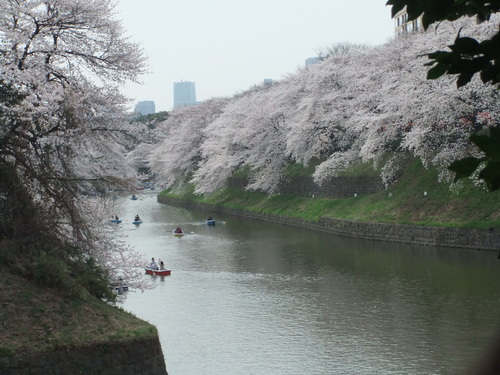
387 0 500 190
148 15 500 196
127 111 169 177
148 97 228 190
387 0 500 87
190 82 309 194
0 0 149 297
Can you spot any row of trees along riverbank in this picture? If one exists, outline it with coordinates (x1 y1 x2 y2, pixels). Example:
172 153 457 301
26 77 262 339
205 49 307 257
161 157 499 231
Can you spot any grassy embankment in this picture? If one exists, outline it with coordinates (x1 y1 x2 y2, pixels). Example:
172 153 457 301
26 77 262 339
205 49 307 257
161 157 500 230
0 265 156 358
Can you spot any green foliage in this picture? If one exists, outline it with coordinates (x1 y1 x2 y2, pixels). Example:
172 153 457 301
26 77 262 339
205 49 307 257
33 250 72 289
449 127 500 191
232 165 251 178
73 256 114 301
424 34 498 87
0 266 157 356
0 346 15 357
0 80 23 109
0 165 115 301
107 326 158 341
336 160 381 176
164 157 500 229
287 160 382 178
30 247 114 301
284 162 318 177
132 111 169 126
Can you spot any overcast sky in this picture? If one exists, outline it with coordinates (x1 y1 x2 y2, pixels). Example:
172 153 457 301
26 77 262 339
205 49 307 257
116 0 396 112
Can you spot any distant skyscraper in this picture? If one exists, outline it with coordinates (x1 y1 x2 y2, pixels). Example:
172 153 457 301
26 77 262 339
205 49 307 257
173 81 196 109
305 57 320 66
134 101 155 115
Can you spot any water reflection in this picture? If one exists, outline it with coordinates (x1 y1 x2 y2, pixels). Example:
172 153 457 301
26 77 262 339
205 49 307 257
116 192 500 375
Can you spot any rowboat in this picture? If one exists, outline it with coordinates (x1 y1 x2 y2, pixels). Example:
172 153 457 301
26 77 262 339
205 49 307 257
145 268 171 276
108 279 129 293
206 219 216 226
109 219 122 223
132 220 143 225
172 229 184 236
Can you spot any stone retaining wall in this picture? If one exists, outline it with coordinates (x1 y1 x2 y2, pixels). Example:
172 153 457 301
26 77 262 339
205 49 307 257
0 336 168 375
227 176 384 198
158 195 499 251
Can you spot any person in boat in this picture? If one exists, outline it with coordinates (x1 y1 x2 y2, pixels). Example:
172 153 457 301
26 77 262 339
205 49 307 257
135 214 141 222
148 257 158 270
207 216 213 221
159 259 165 270
175 226 183 233
115 215 119 221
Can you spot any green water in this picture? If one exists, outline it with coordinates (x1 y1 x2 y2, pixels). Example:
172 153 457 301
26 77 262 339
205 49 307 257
118 192 500 375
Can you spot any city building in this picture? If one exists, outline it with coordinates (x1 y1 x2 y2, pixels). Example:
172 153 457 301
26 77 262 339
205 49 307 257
173 81 197 109
134 101 155 115
305 57 320 66
394 6 423 36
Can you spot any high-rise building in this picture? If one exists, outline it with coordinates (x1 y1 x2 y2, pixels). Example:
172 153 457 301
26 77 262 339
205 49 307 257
134 101 155 115
173 81 197 109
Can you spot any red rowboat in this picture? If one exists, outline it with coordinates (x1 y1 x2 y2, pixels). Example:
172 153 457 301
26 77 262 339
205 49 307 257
145 268 171 276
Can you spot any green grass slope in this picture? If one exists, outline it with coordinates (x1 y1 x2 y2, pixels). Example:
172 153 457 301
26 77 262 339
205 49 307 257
0 265 156 358
163 158 500 230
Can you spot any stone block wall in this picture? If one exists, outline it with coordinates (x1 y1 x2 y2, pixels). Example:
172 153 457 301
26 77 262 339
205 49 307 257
226 176 384 198
158 195 500 251
0 336 168 375
315 217 499 250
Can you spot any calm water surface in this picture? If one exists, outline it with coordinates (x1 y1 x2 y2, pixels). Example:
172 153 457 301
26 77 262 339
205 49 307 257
115 192 500 375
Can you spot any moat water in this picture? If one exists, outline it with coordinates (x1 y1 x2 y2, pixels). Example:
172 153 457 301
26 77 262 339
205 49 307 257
116 192 500 374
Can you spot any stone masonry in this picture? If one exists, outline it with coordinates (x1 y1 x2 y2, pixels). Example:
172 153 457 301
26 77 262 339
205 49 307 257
158 195 499 251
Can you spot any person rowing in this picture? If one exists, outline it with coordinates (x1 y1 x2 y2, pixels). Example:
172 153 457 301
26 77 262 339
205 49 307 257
148 257 158 270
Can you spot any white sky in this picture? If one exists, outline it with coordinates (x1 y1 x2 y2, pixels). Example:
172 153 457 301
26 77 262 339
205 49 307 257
116 0 396 112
